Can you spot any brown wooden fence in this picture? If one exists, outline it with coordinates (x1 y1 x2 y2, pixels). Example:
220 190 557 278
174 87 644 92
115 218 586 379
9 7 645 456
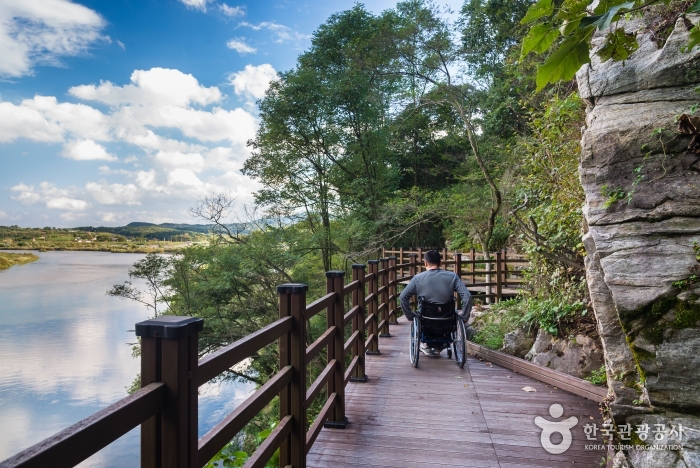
0 248 529 468
384 247 529 303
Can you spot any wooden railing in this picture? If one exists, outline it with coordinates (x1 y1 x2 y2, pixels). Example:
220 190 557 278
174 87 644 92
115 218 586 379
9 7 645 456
0 263 386 468
384 247 529 302
0 247 529 468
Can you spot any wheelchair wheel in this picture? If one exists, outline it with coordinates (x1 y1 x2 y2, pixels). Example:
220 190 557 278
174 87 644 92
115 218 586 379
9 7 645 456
410 317 420 368
454 319 466 368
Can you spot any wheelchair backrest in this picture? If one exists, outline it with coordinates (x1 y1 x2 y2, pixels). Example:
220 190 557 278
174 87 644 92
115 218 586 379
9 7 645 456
419 298 455 320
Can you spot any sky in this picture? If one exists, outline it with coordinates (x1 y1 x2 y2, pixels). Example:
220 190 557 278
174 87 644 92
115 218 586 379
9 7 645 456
0 0 463 228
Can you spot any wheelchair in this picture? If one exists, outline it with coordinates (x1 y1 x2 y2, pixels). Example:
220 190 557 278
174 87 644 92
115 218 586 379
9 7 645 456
409 299 467 369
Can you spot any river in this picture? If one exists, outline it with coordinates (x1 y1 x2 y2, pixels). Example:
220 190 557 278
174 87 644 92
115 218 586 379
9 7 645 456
0 251 255 466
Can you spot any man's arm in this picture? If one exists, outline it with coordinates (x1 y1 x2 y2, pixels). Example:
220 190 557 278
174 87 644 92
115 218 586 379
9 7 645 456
399 278 418 321
453 274 472 321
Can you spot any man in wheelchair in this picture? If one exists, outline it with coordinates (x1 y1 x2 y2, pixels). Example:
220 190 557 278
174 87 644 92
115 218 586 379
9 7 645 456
399 250 473 366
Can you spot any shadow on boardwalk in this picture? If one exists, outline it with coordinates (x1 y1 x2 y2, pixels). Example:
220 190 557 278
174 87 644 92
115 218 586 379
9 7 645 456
308 317 606 468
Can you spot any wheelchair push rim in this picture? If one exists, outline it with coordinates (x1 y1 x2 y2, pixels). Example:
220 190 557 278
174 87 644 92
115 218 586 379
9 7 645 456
453 318 467 368
410 317 420 368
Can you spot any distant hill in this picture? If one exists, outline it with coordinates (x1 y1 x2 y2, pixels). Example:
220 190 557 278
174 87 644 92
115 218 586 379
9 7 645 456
73 222 214 240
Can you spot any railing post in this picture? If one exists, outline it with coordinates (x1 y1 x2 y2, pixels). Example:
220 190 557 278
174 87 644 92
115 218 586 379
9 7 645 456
454 252 462 310
399 247 404 277
379 258 391 337
408 254 418 317
502 249 508 288
470 248 476 284
388 256 398 325
367 260 380 355
442 248 448 263
277 283 308 467
495 251 503 303
351 264 367 382
325 271 348 429
417 248 423 273
136 316 203 468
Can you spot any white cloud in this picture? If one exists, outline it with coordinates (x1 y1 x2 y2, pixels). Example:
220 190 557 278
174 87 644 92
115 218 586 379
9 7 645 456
154 151 205 172
10 182 90 211
116 40 125 51
0 0 106 77
46 197 90 211
179 0 210 11
226 38 256 54
10 184 41 205
168 168 203 188
0 211 6 219
238 21 310 43
62 139 117 161
69 68 222 107
229 64 277 99
85 182 140 205
220 4 244 17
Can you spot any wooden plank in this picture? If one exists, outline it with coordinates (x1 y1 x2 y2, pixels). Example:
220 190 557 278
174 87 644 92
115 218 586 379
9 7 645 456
306 360 336 405
466 342 608 401
343 330 359 356
198 366 293 465
243 416 292 468
305 394 337 454
344 356 359 386
343 306 359 327
306 326 335 362
342 280 361 296
0 383 165 468
198 316 292 386
305 293 335 320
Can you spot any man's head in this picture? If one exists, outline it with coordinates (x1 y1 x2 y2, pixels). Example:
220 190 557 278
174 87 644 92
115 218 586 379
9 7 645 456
424 250 441 267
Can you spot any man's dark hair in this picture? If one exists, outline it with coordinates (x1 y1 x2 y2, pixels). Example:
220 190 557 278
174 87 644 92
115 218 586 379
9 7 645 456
424 250 441 266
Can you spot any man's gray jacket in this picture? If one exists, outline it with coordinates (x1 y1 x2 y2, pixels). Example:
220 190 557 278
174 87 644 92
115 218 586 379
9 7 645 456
399 269 472 321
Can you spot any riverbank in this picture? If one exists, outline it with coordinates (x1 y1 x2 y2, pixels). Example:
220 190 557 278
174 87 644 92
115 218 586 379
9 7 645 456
1 241 200 254
0 252 39 270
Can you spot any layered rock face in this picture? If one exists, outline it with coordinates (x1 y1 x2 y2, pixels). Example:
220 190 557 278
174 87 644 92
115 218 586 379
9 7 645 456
577 15 700 467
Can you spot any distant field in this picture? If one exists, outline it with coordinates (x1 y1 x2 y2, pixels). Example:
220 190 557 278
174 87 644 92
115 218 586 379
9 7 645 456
0 240 198 254
1 223 211 253
0 252 39 270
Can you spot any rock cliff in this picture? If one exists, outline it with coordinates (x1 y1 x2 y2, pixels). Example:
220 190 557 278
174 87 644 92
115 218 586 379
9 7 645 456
577 14 700 467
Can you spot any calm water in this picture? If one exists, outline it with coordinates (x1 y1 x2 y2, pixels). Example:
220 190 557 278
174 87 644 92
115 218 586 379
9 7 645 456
0 251 254 466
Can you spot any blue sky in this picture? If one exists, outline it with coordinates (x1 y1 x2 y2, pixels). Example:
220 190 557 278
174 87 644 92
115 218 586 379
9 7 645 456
1 0 461 227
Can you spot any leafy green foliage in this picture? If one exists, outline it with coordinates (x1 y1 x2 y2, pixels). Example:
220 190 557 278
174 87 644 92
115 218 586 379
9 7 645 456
598 28 640 61
585 365 608 385
521 0 555 23
522 0 700 90
521 23 560 57
535 30 592 90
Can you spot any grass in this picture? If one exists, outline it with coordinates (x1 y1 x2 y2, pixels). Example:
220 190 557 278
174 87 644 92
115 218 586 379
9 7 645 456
0 252 39 270
472 300 527 350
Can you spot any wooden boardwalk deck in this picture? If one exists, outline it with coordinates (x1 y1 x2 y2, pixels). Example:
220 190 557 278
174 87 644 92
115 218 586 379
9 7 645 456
308 317 606 468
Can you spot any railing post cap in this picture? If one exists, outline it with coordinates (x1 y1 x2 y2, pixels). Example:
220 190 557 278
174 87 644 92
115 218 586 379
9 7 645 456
276 283 309 293
408 253 418 257
325 270 346 278
367 260 380 265
387 256 397 260
351 264 366 269
379 258 388 262
135 315 203 339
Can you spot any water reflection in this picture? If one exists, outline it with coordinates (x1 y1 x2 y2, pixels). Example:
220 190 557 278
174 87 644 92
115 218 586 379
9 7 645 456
0 251 254 466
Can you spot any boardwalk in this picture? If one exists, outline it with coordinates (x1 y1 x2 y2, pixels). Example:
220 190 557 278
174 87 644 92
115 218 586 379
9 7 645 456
308 317 606 468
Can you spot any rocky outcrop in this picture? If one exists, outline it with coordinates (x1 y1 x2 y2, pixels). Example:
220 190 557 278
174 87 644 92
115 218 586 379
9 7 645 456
523 329 605 378
577 13 700 467
501 327 535 358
